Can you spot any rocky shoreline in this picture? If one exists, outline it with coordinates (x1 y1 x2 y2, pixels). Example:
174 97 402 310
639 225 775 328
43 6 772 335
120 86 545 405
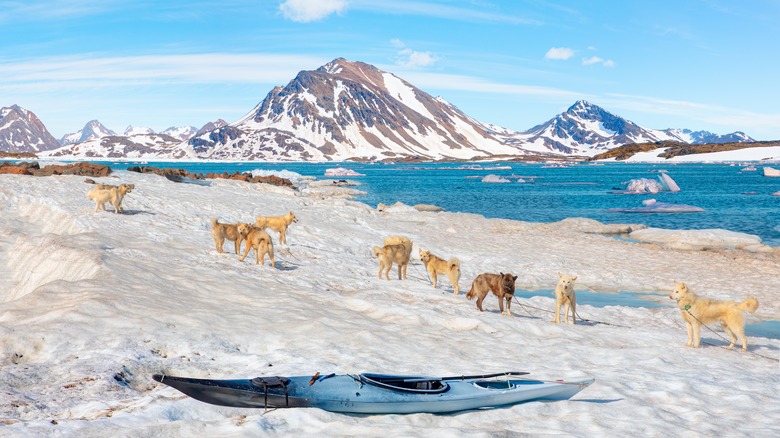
0 161 293 187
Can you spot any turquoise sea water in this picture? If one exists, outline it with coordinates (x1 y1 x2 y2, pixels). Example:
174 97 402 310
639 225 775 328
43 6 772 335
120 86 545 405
98 160 780 246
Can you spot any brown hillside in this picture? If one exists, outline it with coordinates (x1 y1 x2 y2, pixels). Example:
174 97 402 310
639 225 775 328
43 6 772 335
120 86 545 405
590 141 780 161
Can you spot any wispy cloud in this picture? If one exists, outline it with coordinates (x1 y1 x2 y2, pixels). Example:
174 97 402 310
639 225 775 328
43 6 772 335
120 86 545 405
0 53 327 86
604 93 780 134
391 39 437 68
278 0 347 23
0 0 117 22
582 56 614 67
545 47 575 60
358 0 541 25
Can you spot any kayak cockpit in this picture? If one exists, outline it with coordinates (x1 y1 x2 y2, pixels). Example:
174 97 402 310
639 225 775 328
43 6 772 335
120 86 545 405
359 373 450 393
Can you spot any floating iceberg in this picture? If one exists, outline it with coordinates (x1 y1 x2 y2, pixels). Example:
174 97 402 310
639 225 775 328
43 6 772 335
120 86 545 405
763 166 780 177
482 174 511 183
324 167 365 177
616 173 681 194
608 199 704 214
657 173 680 192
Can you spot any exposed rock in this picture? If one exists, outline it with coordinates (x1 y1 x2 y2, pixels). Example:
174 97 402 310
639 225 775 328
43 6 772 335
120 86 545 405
128 165 293 187
32 162 111 177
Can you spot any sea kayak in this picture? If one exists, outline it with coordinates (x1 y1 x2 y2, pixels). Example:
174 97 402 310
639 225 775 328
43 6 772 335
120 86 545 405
153 371 593 414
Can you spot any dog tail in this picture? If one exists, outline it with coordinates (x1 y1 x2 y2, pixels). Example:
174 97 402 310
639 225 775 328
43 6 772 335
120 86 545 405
255 217 268 229
466 284 476 301
372 246 383 258
740 297 759 313
448 258 460 271
210 217 218 228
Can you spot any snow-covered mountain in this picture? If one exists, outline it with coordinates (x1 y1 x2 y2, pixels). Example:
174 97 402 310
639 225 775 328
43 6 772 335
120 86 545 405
0 105 61 153
124 125 154 136
169 58 523 161
661 128 753 144
41 134 179 159
161 125 198 141
2 59 759 161
494 101 754 157
59 120 117 146
195 119 228 136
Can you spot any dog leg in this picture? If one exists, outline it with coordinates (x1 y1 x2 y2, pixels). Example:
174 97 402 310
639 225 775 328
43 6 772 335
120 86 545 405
504 297 512 317
476 292 485 312
402 262 407 280
239 243 251 262
268 244 275 269
691 323 701 348
571 299 576 324
722 324 737 351
377 262 384 280
683 321 693 347
552 299 561 323
234 238 241 255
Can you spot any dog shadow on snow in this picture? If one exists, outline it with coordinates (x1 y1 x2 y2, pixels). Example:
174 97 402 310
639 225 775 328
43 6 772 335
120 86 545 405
115 209 154 216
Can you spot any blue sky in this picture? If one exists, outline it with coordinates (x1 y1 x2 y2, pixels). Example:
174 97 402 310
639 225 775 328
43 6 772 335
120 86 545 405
1 0 779 140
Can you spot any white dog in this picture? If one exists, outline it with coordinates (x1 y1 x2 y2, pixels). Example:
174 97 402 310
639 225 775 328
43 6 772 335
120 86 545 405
552 273 577 324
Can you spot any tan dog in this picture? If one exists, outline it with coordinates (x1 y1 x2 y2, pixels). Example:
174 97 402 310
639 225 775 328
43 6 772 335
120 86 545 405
669 281 759 351
372 244 410 280
86 183 134 214
211 218 248 254
238 223 275 267
552 273 577 324
466 273 518 316
384 235 413 263
255 211 298 245
419 248 460 294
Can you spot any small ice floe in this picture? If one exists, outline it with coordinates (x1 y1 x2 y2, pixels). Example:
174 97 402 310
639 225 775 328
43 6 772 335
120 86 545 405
629 227 768 251
608 199 704 214
741 165 757 172
324 167 365 177
772 191 780 196
481 174 511 183
614 173 681 194
763 166 780 177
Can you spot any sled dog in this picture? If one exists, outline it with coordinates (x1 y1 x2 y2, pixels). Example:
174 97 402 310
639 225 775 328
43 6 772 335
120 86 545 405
372 243 410 280
86 183 134 214
466 273 518 316
211 218 248 254
552 273 577 324
238 223 276 267
419 248 460 294
255 211 298 245
669 281 759 351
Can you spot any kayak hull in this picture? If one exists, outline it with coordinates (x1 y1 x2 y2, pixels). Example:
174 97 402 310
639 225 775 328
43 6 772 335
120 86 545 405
153 373 594 414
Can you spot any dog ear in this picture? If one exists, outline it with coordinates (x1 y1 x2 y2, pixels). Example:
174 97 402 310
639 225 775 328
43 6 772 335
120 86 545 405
513 275 518 280
558 272 562 278
572 276 577 281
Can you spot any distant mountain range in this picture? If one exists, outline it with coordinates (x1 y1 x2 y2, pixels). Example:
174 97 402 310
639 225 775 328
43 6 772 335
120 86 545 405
0 58 759 160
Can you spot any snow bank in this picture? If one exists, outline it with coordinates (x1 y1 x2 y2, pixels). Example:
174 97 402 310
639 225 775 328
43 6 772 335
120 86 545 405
1 171 778 437
324 167 365 177
629 227 771 251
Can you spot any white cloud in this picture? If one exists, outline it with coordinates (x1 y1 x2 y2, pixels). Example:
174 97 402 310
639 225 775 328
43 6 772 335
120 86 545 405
582 56 603 66
391 40 437 68
545 47 575 61
582 56 615 67
279 0 347 23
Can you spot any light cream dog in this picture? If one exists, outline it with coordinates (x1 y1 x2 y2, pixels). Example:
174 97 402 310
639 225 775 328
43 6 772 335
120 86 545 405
552 273 577 324
384 235 413 263
238 223 275 267
211 218 249 254
419 248 460 294
669 281 759 351
372 243 410 280
466 273 517 316
86 183 134 214
255 211 298 245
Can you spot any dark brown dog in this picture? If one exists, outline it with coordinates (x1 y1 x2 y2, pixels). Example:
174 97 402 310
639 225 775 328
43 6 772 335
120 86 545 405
466 273 518 316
